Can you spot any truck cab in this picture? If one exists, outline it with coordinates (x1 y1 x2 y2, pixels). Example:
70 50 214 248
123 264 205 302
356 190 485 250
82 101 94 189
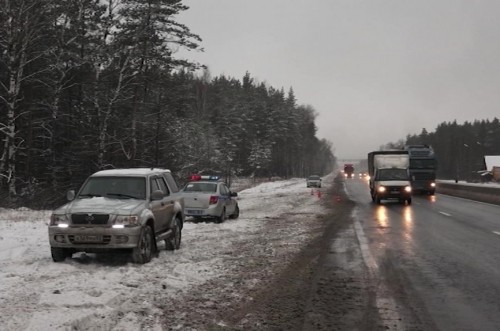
344 164 355 178
371 167 412 204
368 151 413 205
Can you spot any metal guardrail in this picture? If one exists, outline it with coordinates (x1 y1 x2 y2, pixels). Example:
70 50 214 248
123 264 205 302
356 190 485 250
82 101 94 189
436 181 500 205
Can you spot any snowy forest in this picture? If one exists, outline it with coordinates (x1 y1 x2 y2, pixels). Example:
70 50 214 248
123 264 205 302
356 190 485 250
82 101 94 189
386 119 500 181
0 0 335 208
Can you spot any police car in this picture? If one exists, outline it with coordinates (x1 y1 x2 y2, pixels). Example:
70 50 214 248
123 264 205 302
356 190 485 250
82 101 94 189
181 175 239 223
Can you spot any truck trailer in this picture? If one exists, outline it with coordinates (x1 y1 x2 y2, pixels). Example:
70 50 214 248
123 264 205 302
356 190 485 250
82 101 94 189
368 151 412 205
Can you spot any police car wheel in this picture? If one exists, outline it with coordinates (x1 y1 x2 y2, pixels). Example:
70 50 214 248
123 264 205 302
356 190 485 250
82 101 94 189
230 205 239 219
216 209 226 224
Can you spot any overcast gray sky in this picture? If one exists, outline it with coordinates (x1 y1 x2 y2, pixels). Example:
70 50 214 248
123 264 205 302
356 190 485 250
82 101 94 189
178 0 500 159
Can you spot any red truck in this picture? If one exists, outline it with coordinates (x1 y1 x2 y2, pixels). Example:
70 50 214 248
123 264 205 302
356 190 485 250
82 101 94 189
344 164 355 178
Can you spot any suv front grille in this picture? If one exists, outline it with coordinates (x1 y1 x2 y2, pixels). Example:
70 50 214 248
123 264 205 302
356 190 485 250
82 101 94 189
72 214 109 225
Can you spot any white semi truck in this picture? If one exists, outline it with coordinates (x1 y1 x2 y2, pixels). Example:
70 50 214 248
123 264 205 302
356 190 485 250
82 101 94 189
368 151 412 205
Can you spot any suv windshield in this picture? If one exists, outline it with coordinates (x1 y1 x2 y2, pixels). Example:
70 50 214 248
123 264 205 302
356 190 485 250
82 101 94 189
308 176 320 180
79 176 146 199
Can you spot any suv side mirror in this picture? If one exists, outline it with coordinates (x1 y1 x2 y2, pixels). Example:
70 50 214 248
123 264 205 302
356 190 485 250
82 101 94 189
230 192 238 197
67 190 75 201
151 190 164 200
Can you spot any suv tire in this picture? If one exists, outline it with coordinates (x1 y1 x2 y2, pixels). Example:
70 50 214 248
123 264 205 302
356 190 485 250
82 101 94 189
51 247 70 262
131 226 153 264
165 218 182 250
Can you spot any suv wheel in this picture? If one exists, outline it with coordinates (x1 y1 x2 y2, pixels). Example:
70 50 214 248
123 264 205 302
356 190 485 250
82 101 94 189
131 226 153 264
165 218 181 250
51 247 70 262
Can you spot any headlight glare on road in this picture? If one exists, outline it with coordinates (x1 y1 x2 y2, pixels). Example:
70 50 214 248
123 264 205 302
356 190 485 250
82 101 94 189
114 215 139 226
378 186 386 193
404 186 412 193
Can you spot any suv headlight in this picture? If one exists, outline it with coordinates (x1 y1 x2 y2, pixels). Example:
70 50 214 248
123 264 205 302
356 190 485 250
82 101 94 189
113 215 140 227
50 214 69 227
404 186 412 193
377 186 386 193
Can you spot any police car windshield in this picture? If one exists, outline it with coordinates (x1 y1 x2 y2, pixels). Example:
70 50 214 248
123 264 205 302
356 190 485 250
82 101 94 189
184 182 217 193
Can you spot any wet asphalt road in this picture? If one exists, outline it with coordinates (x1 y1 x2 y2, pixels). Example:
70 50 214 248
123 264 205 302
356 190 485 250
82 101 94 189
345 177 500 331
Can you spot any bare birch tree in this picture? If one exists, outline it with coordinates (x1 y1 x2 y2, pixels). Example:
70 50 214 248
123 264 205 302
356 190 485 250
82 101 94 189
0 0 49 198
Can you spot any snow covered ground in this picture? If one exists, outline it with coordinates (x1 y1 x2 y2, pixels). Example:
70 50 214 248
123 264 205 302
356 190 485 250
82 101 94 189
0 176 330 330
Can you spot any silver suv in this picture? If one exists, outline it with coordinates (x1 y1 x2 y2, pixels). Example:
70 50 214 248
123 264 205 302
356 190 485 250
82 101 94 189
48 168 185 264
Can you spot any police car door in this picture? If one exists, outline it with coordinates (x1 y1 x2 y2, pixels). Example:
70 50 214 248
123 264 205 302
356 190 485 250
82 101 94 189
220 184 234 215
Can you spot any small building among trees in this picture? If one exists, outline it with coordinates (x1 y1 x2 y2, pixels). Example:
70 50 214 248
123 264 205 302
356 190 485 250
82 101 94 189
482 156 500 182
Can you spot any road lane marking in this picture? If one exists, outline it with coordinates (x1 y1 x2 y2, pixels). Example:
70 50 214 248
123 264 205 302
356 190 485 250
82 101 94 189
439 211 452 217
493 231 500 236
353 216 378 272
352 209 404 330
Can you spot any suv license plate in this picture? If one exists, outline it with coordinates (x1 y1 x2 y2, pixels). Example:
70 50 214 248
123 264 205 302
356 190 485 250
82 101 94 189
74 235 102 243
187 209 203 215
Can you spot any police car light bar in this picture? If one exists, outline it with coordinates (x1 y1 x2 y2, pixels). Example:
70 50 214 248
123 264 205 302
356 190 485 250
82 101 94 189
189 175 220 181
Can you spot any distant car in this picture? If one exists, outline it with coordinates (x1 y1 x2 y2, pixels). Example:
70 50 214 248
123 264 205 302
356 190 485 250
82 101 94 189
306 175 322 188
181 175 239 223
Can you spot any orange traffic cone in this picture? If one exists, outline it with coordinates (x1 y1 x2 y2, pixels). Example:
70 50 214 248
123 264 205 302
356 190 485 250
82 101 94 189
317 190 322 198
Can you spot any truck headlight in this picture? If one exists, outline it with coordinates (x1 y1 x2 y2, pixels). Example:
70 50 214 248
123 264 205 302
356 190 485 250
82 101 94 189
50 214 69 227
113 215 140 227
430 182 436 187
378 186 386 193
404 186 412 193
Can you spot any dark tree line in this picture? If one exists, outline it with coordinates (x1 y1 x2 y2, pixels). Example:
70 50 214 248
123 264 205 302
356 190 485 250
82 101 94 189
0 0 335 208
385 118 500 181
